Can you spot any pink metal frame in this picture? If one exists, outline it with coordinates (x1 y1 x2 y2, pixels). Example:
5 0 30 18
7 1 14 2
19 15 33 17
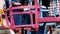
4 0 40 30
4 0 60 30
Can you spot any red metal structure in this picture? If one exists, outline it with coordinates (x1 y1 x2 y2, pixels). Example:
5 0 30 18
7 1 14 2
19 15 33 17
4 0 40 31
4 0 60 31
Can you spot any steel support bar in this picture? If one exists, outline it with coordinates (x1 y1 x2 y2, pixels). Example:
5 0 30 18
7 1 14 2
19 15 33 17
6 5 36 10
14 25 34 28
12 11 35 14
38 17 60 22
